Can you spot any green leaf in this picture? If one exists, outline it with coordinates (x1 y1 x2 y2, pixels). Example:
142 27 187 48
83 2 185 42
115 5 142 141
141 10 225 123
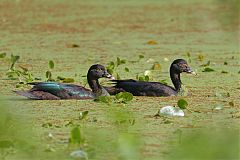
116 57 126 66
117 73 121 80
200 60 211 67
125 67 130 72
0 53 6 58
224 61 228 65
138 75 149 82
120 59 126 64
0 140 14 148
107 68 114 75
10 54 20 69
144 75 149 82
70 127 83 145
177 99 188 109
57 76 75 83
56 76 65 80
221 70 228 74
49 60 54 69
159 79 168 85
6 71 19 79
139 55 144 59
107 61 115 74
66 44 79 48
95 96 113 103
198 54 204 62
229 101 234 107
186 52 191 63
79 111 89 120
46 71 52 79
117 57 121 66
115 92 133 103
202 67 215 72
63 78 74 83
42 122 53 128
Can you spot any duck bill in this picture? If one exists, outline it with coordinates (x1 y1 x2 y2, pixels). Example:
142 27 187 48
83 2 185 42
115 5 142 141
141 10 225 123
186 67 197 75
103 72 115 80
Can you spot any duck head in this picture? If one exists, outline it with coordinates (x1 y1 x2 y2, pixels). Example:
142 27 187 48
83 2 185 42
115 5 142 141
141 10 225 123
87 64 115 80
171 59 196 75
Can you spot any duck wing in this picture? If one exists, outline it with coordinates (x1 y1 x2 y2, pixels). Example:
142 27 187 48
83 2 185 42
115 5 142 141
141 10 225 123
15 82 95 100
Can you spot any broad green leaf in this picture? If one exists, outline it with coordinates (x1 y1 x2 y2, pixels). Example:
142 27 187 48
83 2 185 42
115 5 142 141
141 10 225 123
62 78 74 83
79 111 89 120
139 55 144 59
221 70 228 74
118 133 141 160
144 75 149 82
0 53 6 58
95 96 113 103
120 59 126 64
70 127 83 145
107 61 115 74
186 52 191 63
10 54 20 69
0 140 14 148
49 60 54 69
177 99 188 109
107 68 114 75
198 54 204 61
202 67 215 72
117 73 121 80
117 57 121 66
138 75 149 82
46 71 52 79
115 92 133 103
56 76 65 80
229 102 234 107
42 122 53 128
200 60 211 67
57 76 75 83
159 79 168 85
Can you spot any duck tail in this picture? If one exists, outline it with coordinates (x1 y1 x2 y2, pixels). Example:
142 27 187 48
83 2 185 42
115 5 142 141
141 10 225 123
13 90 41 100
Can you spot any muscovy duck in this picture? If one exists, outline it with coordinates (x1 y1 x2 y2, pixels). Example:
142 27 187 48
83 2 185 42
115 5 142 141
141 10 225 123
105 59 195 96
15 64 114 100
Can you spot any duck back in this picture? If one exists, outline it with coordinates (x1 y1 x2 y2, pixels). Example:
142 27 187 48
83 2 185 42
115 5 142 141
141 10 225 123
15 82 95 100
109 80 177 96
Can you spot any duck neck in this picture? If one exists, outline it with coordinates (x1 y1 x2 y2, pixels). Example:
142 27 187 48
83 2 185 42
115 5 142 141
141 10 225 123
170 69 182 92
88 78 102 94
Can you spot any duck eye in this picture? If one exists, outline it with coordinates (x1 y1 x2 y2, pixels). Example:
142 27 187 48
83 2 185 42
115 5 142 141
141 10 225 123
96 68 103 72
180 64 187 68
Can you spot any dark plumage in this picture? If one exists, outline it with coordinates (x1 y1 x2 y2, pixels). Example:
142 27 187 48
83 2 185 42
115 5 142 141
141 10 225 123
105 59 195 97
15 64 114 100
